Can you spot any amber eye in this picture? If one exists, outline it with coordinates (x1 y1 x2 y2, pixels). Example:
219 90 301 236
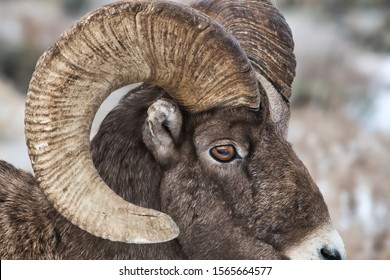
210 145 239 163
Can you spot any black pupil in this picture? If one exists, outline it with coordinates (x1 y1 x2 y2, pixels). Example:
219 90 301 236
210 145 236 162
217 148 230 156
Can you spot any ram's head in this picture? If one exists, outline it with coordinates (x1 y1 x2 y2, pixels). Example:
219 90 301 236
25 0 345 259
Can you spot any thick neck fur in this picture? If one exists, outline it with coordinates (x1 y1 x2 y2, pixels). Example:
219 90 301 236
0 84 329 259
87 85 185 259
91 85 164 210
0 85 186 259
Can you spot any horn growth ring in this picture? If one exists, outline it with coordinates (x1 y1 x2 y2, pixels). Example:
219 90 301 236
25 0 259 243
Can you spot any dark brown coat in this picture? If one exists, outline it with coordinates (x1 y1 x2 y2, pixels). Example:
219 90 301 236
0 85 329 259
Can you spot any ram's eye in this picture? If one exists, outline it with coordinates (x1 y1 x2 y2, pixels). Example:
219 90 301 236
210 145 239 163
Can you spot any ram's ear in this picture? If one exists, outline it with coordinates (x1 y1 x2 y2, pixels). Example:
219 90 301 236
142 99 183 167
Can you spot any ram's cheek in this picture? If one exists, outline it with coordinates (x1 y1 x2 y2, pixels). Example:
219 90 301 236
0 0 344 261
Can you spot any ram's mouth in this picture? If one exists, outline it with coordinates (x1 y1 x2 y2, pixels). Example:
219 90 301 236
284 224 346 260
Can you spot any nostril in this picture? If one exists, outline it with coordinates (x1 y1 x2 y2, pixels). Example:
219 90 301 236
320 247 342 260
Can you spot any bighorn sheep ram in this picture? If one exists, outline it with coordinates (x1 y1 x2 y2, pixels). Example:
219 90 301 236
0 0 345 259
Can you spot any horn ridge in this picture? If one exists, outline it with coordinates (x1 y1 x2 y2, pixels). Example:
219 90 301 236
25 0 259 243
193 0 296 99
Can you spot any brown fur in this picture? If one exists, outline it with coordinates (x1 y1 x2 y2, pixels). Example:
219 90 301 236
0 85 330 259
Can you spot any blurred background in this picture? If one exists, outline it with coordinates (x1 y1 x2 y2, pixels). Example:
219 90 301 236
0 0 389 259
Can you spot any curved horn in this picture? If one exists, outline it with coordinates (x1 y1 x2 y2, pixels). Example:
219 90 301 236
25 0 259 244
193 0 296 135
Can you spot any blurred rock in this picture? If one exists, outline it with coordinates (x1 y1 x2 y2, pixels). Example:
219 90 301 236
0 0 69 92
279 0 390 52
285 11 389 135
289 107 390 259
0 76 31 171
0 77 24 141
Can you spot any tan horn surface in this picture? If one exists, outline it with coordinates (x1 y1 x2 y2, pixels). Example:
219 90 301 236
25 0 259 243
193 0 296 100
